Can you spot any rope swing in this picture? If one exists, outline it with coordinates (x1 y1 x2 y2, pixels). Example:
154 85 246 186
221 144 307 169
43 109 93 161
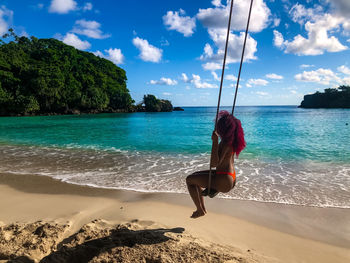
204 0 254 197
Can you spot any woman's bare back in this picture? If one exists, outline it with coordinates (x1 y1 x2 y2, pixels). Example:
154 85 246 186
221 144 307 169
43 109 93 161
217 141 235 174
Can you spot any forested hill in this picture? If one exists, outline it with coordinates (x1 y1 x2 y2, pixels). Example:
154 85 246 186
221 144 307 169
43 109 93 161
0 30 134 116
299 86 350 108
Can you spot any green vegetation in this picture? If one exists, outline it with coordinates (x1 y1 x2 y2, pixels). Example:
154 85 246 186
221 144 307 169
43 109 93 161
142 94 173 112
0 30 177 116
0 29 134 116
299 86 350 108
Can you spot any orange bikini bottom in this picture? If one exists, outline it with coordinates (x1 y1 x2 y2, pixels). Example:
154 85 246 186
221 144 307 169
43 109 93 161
216 170 236 181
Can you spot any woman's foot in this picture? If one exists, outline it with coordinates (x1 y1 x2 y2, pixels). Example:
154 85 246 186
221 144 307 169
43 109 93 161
190 209 206 218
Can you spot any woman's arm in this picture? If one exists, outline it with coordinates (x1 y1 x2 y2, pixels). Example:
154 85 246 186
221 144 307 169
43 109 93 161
210 131 219 168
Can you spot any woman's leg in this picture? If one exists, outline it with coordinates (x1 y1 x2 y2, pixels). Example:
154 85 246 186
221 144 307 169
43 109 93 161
198 186 206 213
186 170 211 218
186 182 204 218
186 170 233 218
190 170 210 213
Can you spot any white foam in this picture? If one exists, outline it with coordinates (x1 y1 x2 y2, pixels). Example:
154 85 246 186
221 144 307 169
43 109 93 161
1 144 350 209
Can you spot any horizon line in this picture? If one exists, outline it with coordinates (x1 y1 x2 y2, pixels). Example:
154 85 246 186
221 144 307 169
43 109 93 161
174 105 299 107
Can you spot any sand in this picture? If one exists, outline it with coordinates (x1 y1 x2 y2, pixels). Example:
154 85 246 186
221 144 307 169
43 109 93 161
1 219 261 263
0 173 349 263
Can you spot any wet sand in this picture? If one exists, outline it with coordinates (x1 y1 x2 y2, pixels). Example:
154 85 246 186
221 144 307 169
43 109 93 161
1 173 349 263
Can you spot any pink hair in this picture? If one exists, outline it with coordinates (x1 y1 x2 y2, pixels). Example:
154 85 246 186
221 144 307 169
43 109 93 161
216 110 246 157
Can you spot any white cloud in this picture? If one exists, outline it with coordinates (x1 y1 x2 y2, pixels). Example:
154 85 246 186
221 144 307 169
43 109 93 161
327 0 350 17
17 28 29 37
211 0 223 7
273 18 281 27
211 71 220 81
246 78 269 87
93 50 104 57
163 92 172 96
0 6 13 36
160 38 170 46
273 30 284 48
72 19 110 39
197 0 267 65
83 2 93 11
274 20 347 55
274 4 349 56
181 73 217 88
62 33 91 50
290 2 350 34
197 0 271 33
105 48 124 64
266 73 283 80
225 74 237 81
256 91 268 96
289 3 323 25
132 37 163 63
343 77 350 85
163 9 196 37
93 48 124 65
202 62 221 71
181 73 191 83
200 29 257 64
300 64 314 68
150 77 178 86
203 43 213 57
192 74 217 89
49 0 77 14
294 68 341 85
337 65 350 75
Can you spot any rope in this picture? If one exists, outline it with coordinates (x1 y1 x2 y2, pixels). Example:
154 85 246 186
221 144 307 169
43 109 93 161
232 0 254 115
207 0 235 196
207 0 254 195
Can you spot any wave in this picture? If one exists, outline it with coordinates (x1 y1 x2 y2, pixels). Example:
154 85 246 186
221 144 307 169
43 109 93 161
0 144 349 209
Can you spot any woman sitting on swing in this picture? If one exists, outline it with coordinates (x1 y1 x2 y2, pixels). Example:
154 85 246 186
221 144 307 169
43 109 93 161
186 110 246 218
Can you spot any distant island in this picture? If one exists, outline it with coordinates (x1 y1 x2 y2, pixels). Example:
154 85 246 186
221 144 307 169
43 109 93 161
173 107 184 111
299 86 350 108
135 95 173 112
0 30 180 116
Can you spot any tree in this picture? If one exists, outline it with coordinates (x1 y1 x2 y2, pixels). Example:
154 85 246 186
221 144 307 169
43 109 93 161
0 30 133 115
338 85 350 93
299 85 350 108
143 95 173 112
143 94 161 112
159 99 172 112
324 88 337 93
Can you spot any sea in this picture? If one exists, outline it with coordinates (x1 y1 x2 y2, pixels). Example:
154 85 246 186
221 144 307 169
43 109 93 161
0 106 349 208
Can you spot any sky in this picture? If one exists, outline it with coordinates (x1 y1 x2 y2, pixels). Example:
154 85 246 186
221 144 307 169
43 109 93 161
1 0 350 106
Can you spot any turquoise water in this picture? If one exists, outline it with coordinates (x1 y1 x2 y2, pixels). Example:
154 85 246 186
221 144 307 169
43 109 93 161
1 106 349 208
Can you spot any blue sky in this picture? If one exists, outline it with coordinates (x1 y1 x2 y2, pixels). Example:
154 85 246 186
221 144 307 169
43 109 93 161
1 0 350 106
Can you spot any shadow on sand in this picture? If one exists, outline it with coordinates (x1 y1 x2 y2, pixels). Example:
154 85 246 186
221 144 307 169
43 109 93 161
37 226 185 263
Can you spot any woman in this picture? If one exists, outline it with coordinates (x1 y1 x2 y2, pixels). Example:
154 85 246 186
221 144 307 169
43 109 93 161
186 110 246 218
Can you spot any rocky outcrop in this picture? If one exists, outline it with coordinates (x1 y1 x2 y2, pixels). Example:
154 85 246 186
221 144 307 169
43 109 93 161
299 86 350 108
173 107 184 111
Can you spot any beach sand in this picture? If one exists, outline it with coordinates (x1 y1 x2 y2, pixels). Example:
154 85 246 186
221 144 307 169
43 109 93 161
0 173 349 263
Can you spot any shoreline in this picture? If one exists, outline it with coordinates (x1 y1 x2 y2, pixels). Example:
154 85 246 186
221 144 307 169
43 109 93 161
0 105 304 117
1 143 349 210
1 172 349 262
41 178 350 210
